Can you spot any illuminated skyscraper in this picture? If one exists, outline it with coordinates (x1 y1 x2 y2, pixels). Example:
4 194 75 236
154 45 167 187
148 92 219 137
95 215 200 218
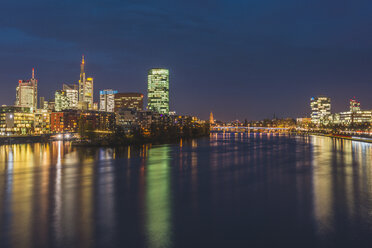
63 84 79 108
78 55 94 110
55 90 70 111
350 97 361 113
100 89 117 112
16 68 38 110
310 96 331 124
147 68 169 114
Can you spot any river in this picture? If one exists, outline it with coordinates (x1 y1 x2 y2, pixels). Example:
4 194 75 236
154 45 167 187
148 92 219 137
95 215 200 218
1 133 372 248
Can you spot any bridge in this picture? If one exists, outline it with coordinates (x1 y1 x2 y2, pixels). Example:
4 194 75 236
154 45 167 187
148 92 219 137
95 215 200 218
211 126 290 132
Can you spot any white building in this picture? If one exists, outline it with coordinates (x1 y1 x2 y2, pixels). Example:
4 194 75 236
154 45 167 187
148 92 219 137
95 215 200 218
15 68 38 111
63 84 79 109
100 89 117 112
310 96 331 124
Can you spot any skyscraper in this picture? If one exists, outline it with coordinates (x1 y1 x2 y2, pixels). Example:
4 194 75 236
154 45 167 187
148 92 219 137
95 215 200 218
55 90 70 111
147 68 169 114
16 68 38 110
100 89 117 112
310 96 331 124
63 84 79 109
78 55 94 110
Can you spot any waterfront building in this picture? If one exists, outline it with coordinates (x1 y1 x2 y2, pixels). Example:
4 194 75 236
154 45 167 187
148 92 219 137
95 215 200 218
330 98 372 125
79 111 115 132
63 84 79 108
0 106 34 135
51 110 79 133
310 96 331 124
15 68 38 110
100 89 117 112
78 56 94 110
114 93 144 112
55 90 70 112
34 109 51 134
147 68 169 114
115 108 138 128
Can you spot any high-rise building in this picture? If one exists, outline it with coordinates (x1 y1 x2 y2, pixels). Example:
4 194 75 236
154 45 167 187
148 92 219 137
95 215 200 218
63 84 79 108
310 96 331 124
16 68 38 110
147 68 169 114
114 93 144 112
55 90 70 112
350 97 361 113
100 89 117 112
39 96 45 109
78 56 94 110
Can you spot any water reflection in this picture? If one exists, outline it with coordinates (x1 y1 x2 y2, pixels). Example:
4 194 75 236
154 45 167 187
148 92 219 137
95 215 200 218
145 146 172 248
1 136 372 247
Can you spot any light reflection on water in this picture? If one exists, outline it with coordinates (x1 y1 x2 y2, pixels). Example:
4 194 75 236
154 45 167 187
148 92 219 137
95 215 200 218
1 135 372 247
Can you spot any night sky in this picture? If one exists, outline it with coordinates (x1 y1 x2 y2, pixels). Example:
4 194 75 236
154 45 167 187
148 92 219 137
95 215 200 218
1 0 372 121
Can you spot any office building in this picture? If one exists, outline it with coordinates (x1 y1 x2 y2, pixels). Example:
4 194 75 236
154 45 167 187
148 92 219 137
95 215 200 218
0 106 34 135
34 109 51 134
78 56 94 110
63 84 79 108
114 93 143 111
100 89 117 112
147 68 169 114
55 90 70 112
310 96 331 124
15 68 38 110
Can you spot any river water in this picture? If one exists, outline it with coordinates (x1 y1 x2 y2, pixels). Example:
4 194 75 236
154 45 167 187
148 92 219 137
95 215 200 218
1 133 372 248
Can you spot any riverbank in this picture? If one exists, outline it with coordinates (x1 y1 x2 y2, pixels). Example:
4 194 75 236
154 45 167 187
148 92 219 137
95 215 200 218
0 135 51 145
308 133 372 143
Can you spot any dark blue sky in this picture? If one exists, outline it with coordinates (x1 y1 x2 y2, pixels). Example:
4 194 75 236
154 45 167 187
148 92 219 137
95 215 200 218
1 0 372 121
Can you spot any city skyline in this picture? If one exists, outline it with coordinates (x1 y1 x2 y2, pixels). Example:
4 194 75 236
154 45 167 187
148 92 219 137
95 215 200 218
2 1 372 121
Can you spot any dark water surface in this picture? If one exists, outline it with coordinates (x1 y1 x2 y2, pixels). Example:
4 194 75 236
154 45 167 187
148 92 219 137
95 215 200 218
1 133 372 248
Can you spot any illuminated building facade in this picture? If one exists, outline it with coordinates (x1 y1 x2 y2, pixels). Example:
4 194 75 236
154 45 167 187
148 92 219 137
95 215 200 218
114 93 143 111
63 84 79 108
55 90 70 112
78 56 94 110
310 96 331 124
51 110 79 133
147 69 169 114
0 106 34 135
330 98 372 124
15 68 38 110
100 89 117 112
34 109 51 134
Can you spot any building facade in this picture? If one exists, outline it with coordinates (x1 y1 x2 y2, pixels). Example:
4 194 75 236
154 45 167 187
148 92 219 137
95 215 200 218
63 84 79 109
114 93 144 112
310 96 331 124
100 89 117 112
0 106 34 135
78 56 94 110
147 68 169 114
16 68 38 110
55 90 70 112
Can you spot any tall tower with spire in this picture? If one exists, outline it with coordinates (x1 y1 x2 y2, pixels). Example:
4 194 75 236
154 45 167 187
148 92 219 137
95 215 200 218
78 55 93 110
209 112 214 124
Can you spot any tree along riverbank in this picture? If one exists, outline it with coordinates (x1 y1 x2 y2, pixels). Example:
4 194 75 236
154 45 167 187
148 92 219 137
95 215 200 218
73 123 210 147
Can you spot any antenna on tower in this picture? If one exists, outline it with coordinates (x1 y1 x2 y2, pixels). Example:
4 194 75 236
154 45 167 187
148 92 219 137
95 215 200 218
32 68 35 79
